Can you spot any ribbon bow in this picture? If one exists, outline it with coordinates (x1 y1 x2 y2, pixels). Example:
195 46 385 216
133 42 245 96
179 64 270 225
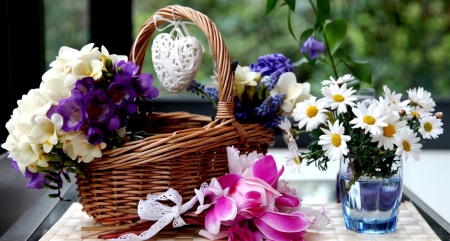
108 188 199 241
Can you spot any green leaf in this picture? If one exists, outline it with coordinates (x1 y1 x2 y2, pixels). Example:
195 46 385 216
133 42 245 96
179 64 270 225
265 0 279 15
342 56 372 85
287 9 297 41
292 57 309 67
284 0 296 11
315 0 330 29
48 194 60 198
324 18 347 55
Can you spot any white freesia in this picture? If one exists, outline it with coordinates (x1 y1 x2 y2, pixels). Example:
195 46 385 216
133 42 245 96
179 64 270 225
270 72 311 114
100 45 128 66
30 114 63 153
72 135 107 163
234 65 260 101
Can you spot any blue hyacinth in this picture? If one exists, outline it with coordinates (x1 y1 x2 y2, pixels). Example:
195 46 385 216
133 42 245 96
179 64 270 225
255 93 285 117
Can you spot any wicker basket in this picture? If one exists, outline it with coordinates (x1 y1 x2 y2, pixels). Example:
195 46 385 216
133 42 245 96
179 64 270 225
76 5 275 224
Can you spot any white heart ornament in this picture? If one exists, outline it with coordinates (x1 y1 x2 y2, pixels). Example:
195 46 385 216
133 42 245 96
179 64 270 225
151 33 203 93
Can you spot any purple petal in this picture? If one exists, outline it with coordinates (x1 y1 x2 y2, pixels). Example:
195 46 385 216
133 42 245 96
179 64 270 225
84 90 115 124
105 113 121 131
86 126 104 145
253 155 278 186
114 71 133 85
254 211 308 240
57 97 85 132
74 77 95 95
107 82 136 108
134 73 159 99
122 103 137 115
9 158 21 173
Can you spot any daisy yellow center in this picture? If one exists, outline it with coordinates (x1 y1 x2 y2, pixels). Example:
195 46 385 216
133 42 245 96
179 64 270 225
424 122 433 132
402 140 411 151
363 116 376 125
294 156 300 165
383 124 396 137
412 111 420 118
333 94 345 102
331 134 341 147
306 106 318 118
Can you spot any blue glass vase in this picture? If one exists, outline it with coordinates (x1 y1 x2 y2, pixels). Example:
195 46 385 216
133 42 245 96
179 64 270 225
338 155 403 234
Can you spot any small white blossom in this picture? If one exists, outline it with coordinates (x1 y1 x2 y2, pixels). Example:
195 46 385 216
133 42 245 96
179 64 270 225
321 83 357 114
271 72 311 114
292 96 329 132
285 140 301 174
321 74 355 86
393 128 422 162
318 120 351 162
419 116 443 139
350 101 388 136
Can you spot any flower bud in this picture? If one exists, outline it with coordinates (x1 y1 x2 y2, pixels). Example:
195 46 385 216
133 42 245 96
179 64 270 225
435 112 443 119
105 58 113 72
398 109 406 117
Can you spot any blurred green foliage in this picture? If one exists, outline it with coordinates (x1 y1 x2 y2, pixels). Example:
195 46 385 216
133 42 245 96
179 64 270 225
43 0 450 98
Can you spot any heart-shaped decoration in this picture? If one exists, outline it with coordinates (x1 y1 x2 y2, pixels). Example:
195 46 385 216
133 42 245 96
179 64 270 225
151 33 203 93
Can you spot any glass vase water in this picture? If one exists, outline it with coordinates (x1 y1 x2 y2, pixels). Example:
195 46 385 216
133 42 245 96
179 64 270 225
338 155 403 234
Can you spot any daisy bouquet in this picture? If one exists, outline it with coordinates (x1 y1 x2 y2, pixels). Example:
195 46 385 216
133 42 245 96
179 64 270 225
187 53 312 132
90 146 329 241
287 74 444 181
1 43 159 199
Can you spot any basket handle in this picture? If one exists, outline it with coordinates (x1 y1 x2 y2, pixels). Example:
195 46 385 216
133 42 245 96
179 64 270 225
130 5 247 144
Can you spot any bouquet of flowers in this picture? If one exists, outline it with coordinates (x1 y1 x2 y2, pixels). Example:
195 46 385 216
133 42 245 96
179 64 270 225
187 53 312 132
86 146 329 241
1 43 159 199
285 75 444 181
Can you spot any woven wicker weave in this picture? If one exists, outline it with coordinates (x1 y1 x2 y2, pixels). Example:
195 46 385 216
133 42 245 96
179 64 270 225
76 5 275 225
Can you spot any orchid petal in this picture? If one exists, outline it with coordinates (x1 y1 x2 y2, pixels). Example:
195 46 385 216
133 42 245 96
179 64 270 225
217 173 242 192
254 211 308 240
198 229 229 240
275 193 300 207
214 196 237 221
299 206 330 230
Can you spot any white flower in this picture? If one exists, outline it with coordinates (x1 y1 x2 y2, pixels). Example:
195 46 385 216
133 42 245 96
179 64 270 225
8 136 49 173
321 74 354 86
100 45 128 67
371 113 407 150
30 114 63 153
350 101 388 136
321 83 357 114
318 120 351 162
234 65 260 101
270 72 311 114
405 106 432 121
284 140 301 174
393 128 422 162
419 116 443 139
292 96 329 132
407 87 436 112
278 117 294 142
63 44 103 88
66 134 106 163
226 146 264 177
382 85 410 114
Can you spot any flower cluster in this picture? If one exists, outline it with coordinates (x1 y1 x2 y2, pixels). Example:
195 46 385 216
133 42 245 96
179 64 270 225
282 75 444 180
1 43 159 197
188 53 312 131
103 146 330 241
193 146 329 240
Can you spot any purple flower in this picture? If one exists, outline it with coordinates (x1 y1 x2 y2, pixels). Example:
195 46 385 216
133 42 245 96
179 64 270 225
74 77 95 95
107 82 137 108
255 94 286 117
250 53 293 76
84 89 115 125
57 97 85 132
259 71 282 91
86 125 104 145
10 158 50 189
301 36 325 59
133 73 159 99
204 86 219 104
115 60 140 76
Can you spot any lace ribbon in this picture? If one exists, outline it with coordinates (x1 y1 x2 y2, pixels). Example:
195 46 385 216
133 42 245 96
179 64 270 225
108 188 200 241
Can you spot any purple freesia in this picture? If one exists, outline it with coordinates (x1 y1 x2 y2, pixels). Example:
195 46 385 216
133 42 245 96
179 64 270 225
107 82 137 108
250 53 293 76
115 60 140 76
74 77 95 95
86 125 104 145
57 97 85 132
10 158 50 189
301 36 326 59
84 89 115 125
134 73 159 99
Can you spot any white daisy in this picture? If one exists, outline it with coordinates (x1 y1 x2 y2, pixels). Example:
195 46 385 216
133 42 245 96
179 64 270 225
284 140 301 174
278 117 294 143
349 101 388 136
393 128 422 162
371 113 407 150
407 87 436 112
406 106 432 120
321 83 358 114
321 74 355 86
419 116 443 139
292 96 329 132
318 120 351 162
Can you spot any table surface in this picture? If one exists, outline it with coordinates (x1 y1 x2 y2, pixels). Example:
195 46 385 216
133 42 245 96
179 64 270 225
1 148 450 240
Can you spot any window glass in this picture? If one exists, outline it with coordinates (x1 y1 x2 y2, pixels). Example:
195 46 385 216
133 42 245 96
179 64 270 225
43 0 89 68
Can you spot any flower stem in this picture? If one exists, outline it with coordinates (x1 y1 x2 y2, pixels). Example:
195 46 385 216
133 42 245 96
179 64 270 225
198 88 218 109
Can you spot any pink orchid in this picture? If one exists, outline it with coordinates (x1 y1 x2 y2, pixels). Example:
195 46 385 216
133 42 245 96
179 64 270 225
227 146 264 177
228 221 262 241
204 195 237 234
195 177 229 214
253 211 309 241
